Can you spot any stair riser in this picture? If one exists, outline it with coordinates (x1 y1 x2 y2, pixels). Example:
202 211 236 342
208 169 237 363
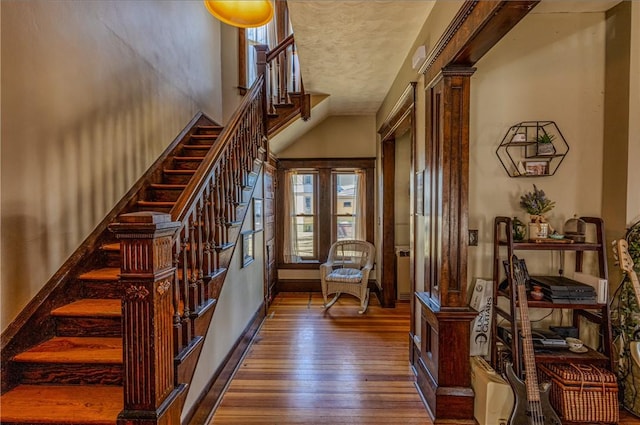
137 204 172 213
56 317 122 337
17 363 122 386
195 127 222 136
103 251 120 268
163 173 193 185
150 189 183 202
172 159 204 170
190 135 218 145
181 146 211 156
82 280 126 299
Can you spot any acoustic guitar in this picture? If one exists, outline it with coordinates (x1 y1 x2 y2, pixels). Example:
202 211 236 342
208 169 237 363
505 256 562 425
613 239 640 373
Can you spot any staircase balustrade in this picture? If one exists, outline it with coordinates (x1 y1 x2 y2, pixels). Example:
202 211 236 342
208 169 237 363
109 77 266 423
257 35 311 135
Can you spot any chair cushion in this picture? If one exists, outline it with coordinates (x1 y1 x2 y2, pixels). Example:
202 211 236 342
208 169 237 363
327 268 363 283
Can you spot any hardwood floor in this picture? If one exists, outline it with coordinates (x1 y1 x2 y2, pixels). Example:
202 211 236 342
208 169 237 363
208 292 430 424
207 292 640 425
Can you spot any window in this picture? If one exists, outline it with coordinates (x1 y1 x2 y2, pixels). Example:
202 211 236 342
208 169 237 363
244 25 272 89
334 173 357 241
284 172 317 261
279 159 374 264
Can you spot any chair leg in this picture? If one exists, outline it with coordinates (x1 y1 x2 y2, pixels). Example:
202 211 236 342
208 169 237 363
324 292 341 310
358 288 370 314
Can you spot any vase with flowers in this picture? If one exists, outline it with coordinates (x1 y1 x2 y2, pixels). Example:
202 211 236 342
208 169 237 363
519 184 555 240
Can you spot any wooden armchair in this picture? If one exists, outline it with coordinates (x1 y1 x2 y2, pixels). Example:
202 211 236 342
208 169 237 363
320 240 375 314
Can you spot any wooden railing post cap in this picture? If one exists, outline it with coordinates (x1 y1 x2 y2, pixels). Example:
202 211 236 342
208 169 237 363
109 211 180 235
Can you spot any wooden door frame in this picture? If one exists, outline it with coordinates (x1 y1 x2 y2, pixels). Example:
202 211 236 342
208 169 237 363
378 83 417 310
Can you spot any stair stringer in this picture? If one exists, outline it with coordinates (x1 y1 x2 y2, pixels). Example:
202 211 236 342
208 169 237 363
0 112 220 393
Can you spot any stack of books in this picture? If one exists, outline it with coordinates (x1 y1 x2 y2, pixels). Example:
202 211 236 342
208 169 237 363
530 275 597 304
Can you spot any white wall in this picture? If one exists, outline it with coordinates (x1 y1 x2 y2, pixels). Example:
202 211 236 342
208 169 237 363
1 1 224 329
469 11 607 283
184 173 265 419
277 115 376 158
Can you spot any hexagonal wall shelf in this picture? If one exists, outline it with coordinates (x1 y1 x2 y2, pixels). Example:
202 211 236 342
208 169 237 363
496 121 569 177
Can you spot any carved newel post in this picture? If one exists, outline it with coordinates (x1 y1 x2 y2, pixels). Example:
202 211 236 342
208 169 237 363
109 212 185 425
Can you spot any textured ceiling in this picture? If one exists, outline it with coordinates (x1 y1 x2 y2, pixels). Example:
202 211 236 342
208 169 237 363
288 1 435 116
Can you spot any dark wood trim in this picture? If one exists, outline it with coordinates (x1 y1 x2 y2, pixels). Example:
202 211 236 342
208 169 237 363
378 82 417 141
377 83 417 312
451 1 540 65
412 1 539 421
420 0 539 85
277 279 321 292
185 303 266 425
278 158 376 170
415 292 477 424
318 169 332 263
381 139 396 308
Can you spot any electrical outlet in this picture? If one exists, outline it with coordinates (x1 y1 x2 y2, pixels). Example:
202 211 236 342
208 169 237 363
469 229 479 246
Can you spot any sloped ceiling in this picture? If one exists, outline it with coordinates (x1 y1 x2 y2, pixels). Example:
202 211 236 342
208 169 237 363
275 0 621 155
287 1 436 116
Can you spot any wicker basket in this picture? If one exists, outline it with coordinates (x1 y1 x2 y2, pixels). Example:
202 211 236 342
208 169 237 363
538 363 619 423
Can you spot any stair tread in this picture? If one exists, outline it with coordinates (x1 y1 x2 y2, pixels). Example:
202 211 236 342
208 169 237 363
101 242 120 252
0 384 122 424
52 299 121 317
149 183 188 189
183 144 212 149
78 267 119 281
137 200 176 206
174 156 205 160
13 337 122 363
164 168 196 174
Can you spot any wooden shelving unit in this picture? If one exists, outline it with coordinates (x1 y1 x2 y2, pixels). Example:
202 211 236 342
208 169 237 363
490 216 613 378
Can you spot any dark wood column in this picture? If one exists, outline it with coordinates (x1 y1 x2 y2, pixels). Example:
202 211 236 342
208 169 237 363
409 2 538 422
109 212 185 425
381 137 396 308
416 67 478 424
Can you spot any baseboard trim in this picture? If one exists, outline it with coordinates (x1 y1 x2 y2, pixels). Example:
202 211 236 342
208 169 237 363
184 301 266 425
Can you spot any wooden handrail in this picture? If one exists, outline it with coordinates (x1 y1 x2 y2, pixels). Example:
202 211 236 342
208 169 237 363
109 76 268 422
266 33 295 62
167 77 267 352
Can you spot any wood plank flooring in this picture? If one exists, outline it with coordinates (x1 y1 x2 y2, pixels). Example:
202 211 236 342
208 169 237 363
208 292 430 425
207 292 640 425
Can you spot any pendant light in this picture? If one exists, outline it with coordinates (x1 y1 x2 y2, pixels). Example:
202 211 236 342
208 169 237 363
204 0 274 28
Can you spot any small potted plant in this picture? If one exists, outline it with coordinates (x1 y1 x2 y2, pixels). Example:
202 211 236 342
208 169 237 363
536 133 556 156
519 184 555 240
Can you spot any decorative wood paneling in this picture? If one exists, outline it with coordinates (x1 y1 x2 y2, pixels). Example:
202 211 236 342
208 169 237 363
110 212 184 423
413 1 539 422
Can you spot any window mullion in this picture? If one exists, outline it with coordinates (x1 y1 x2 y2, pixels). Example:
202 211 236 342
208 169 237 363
318 169 332 263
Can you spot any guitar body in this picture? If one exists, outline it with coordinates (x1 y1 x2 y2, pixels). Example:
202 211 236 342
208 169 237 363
505 363 562 425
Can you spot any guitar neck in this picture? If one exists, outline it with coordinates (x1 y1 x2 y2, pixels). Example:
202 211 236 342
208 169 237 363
514 263 542 403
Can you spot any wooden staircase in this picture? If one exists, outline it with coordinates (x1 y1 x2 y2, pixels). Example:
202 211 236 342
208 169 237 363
0 96 266 423
1 31 306 425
